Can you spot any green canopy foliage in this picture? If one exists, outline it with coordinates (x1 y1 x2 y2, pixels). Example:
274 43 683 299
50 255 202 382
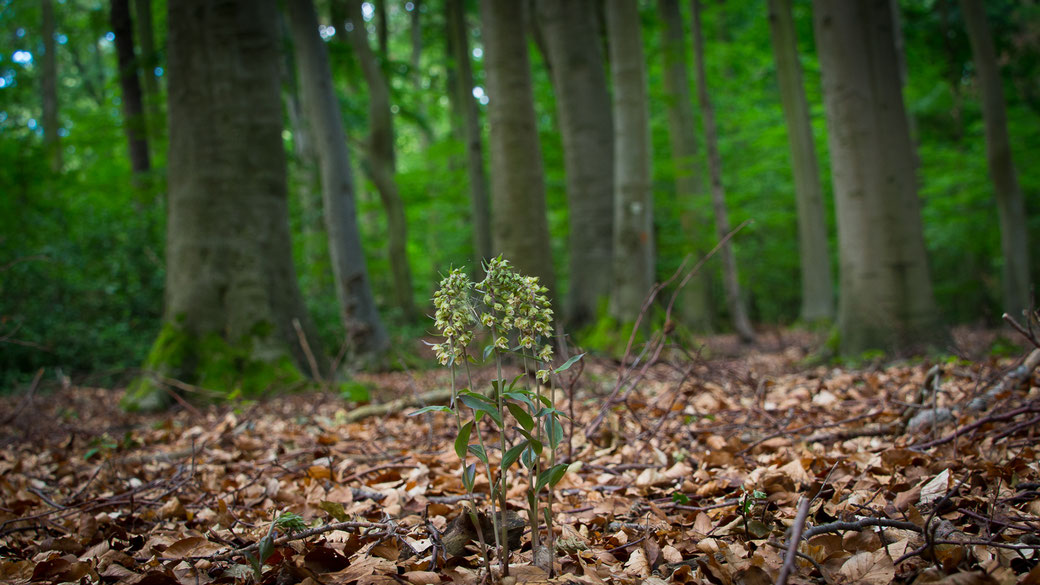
2 0 1038 388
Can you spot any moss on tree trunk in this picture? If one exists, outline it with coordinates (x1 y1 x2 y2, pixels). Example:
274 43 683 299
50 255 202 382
122 322 307 411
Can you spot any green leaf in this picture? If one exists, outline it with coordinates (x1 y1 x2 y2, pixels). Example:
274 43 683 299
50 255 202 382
504 390 536 409
502 440 528 471
458 393 502 426
455 421 473 459
467 444 488 464
409 405 452 416
521 444 538 469
507 403 535 431
544 414 564 450
514 427 544 453
462 463 476 492
671 492 690 505
553 353 585 373
535 463 569 492
506 373 525 391
275 512 307 533
483 344 495 360
257 534 275 564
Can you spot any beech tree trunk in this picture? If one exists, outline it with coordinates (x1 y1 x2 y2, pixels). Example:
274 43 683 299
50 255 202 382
480 0 557 300
605 0 654 324
409 0 430 150
345 0 417 319
288 0 390 359
124 0 328 411
133 0 160 144
134 0 158 97
766 0 833 323
813 0 943 355
41 0 61 173
280 12 325 288
111 0 151 176
691 0 754 342
447 0 492 274
656 0 713 331
375 0 388 61
536 0 614 329
960 0 1032 320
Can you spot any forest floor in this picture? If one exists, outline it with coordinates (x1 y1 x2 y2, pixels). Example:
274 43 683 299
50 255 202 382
2 327 1039 585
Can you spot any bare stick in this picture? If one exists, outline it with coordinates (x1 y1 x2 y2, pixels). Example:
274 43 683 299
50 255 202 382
1003 312 1040 349
803 518 921 540
914 401 1040 449
775 496 812 585
292 318 323 383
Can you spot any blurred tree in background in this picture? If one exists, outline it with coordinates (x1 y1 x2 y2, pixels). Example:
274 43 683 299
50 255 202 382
1 0 1037 393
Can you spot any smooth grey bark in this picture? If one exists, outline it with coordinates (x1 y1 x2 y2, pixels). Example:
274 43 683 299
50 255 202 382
766 0 833 323
345 0 417 319
288 0 390 358
605 0 654 324
111 0 151 175
960 0 1032 320
656 0 713 331
480 0 557 300
536 0 614 329
447 0 492 273
41 0 61 173
125 0 328 411
691 0 754 342
813 0 943 355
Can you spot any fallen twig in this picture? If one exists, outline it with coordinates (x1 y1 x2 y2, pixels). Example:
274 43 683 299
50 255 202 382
914 401 1040 449
802 518 921 540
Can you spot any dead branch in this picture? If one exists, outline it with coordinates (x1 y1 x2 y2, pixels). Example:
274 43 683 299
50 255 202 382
196 520 393 562
776 496 811 585
341 388 453 422
802 518 921 540
913 400 1040 449
966 347 1040 412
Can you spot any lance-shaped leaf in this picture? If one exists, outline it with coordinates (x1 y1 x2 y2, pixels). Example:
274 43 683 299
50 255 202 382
502 440 529 472
544 414 564 450
455 421 473 459
521 444 539 469
462 463 476 492
535 463 569 492
507 403 535 431
554 353 585 373
459 392 502 426
409 405 452 416
468 444 489 464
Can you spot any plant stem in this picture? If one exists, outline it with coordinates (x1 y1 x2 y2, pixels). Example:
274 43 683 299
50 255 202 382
454 360 494 578
524 352 542 553
465 358 502 567
491 325 511 576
